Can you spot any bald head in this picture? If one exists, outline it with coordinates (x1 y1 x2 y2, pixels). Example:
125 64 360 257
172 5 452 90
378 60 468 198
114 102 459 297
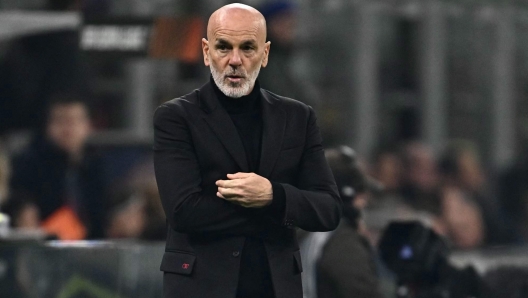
207 3 267 42
202 3 271 97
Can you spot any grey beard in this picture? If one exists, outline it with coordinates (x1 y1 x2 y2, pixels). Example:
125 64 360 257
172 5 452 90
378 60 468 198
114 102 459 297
210 65 261 98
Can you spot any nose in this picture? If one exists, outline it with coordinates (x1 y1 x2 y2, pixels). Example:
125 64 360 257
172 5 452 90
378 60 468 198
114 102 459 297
228 49 242 67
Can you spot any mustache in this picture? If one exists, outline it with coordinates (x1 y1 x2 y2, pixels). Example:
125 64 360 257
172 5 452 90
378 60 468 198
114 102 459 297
224 69 247 77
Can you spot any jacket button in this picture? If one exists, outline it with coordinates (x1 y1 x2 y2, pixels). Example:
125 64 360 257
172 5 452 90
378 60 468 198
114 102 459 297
232 251 240 257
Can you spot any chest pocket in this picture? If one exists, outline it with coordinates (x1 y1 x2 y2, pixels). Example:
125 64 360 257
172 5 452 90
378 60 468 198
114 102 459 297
160 251 196 275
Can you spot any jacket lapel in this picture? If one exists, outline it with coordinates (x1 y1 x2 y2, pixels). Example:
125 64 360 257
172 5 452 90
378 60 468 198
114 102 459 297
259 89 286 177
199 82 249 172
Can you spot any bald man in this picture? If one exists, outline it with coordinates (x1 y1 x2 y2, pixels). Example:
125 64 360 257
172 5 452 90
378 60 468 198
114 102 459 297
153 4 342 298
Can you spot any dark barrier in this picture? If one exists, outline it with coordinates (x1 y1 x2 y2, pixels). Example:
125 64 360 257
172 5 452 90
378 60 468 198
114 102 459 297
1 238 528 298
0 240 164 298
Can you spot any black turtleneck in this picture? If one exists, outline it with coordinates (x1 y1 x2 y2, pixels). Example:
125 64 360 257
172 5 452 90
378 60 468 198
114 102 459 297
213 77 263 172
212 77 276 298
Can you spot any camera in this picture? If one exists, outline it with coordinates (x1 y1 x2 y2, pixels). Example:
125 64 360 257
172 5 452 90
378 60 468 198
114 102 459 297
378 221 482 298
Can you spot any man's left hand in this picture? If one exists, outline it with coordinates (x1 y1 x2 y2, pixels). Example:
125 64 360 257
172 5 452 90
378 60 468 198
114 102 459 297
216 172 273 208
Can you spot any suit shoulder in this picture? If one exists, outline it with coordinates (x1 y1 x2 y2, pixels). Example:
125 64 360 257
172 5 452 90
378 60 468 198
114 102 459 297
156 89 200 113
262 89 313 114
153 89 201 126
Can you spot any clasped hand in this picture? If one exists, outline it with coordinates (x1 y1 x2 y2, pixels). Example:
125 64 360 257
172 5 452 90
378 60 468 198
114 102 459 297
216 172 272 208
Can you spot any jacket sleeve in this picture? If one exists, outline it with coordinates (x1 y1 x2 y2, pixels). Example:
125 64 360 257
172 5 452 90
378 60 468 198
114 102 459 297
153 103 265 236
276 107 342 232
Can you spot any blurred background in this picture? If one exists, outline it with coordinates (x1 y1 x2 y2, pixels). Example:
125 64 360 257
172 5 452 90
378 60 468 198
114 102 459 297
1 0 528 297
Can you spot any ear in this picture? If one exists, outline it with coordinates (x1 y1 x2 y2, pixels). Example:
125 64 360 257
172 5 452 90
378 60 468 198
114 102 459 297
202 38 210 66
261 41 271 68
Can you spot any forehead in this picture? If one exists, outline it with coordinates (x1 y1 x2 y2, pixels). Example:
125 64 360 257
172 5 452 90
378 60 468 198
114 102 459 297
210 12 265 43
50 103 88 118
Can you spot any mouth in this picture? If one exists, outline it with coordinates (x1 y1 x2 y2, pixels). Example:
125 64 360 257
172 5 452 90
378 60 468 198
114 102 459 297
226 75 244 83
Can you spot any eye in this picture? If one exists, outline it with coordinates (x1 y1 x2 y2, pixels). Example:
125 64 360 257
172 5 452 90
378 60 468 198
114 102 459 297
242 45 254 51
216 43 230 52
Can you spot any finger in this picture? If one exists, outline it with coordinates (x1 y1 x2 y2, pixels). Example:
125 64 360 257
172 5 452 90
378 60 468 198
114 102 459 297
216 179 240 187
227 172 252 179
216 179 240 188
218 187 239 197
216 191 225 199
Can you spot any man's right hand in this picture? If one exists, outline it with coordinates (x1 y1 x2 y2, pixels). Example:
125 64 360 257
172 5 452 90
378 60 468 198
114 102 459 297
216 172 273 208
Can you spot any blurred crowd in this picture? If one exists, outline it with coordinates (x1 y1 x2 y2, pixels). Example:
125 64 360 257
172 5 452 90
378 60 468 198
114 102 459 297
365 139 528 249
301 142 528 298
0 0 166 241
0 95 166 241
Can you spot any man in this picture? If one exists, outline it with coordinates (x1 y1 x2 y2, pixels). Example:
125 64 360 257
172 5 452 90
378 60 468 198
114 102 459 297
315 146 384 298
10 94 106 239
153 3 342 298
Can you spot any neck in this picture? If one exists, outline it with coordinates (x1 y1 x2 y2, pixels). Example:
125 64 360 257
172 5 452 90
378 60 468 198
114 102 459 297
211 76 261 113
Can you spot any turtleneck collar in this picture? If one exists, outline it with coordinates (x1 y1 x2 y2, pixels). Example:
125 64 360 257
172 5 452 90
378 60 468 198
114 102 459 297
211 75 261 114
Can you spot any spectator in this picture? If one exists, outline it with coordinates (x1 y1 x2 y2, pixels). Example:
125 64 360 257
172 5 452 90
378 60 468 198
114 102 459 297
105 187 147 239
9 94 107 239
0 142 41 230
440 140 485 194
439 186 485 249
370 146 405 195
138 177 166 240
125 159 166 240
400 141 442 215
364 146 425 245
105 169 166 240
439 140 512 246
398 142 448 238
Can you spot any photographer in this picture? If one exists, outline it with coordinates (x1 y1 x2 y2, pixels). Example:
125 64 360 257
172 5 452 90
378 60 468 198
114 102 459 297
314 146 384 298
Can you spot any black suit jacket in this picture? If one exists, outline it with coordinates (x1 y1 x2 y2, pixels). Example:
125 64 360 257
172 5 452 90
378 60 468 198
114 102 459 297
153 81 342 298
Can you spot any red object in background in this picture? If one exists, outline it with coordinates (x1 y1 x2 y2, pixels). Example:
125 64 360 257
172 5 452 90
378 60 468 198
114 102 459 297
149 17 204 62
41 205 87 240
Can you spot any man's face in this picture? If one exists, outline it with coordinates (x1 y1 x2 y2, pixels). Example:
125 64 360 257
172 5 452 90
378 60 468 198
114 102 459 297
46 103 92 155
202 9 270 98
